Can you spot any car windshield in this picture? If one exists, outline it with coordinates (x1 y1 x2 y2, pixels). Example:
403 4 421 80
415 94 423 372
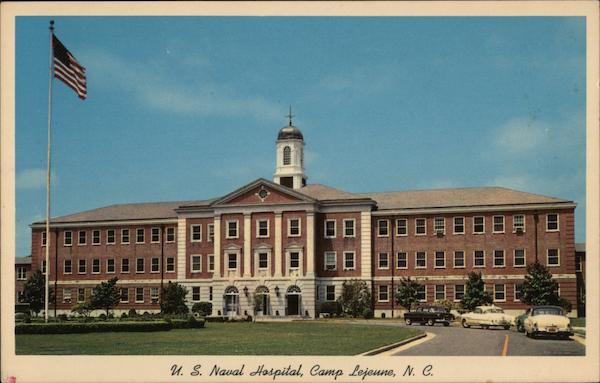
532 307 563 316
486 308 504 313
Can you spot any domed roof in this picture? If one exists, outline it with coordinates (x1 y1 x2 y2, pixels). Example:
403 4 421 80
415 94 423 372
277 123 304 141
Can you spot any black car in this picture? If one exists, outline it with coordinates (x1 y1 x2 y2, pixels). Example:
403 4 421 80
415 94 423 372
404 305 454 326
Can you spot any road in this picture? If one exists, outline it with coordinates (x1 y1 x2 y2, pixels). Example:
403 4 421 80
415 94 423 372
391 323 585 356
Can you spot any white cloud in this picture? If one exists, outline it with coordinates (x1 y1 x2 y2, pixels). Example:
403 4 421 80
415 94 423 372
493 117 549 152
16 168 56 190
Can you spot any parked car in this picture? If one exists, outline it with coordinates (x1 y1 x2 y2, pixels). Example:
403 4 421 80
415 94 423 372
460 305 514 330
523 305 573 339
404 305 454 326
515 308 532 332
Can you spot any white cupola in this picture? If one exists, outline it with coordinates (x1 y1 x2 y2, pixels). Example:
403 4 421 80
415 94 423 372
274 107 306 189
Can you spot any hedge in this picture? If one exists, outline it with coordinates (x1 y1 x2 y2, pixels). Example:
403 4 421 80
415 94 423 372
16 320 174 334
169 318 206 329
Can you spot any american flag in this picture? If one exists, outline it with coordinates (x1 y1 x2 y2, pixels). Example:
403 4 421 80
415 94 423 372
52 35 86 100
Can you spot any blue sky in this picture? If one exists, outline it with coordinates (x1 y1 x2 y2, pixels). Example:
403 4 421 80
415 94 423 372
15 16 586 256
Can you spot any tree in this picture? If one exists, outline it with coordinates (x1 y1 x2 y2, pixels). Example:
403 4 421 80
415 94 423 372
23 270 53 316
71 302 93 318
90 277 121 316
337 279 372 317
461 271 493 311
192 302 213 317
160 281 189 315
395 277 421 312
520 260 560 306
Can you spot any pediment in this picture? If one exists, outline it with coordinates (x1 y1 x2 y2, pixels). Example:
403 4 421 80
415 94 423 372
212 178 315 206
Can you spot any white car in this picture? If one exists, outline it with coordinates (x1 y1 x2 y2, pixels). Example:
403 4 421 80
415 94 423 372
523 305 573 339
461 305 514 330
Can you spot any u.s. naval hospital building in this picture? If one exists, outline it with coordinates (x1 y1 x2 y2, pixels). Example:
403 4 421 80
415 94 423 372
30 118 578 317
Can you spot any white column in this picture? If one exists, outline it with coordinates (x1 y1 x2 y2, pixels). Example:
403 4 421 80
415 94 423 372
214 215 221 279
243 213 251 277
274 212 282 277
306 212 315 277
360 211 372 280
177 218 186 280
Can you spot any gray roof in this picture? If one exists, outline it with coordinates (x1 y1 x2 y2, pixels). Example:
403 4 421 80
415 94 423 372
299 184 360 201
16 256 32 265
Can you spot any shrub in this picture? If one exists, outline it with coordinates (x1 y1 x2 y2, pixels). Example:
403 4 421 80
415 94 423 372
120 312 128 319
57 314 68 322
337 279 372 318
23 313 31 323
319 301 342 316
362 308 374 319
161 282 189 315
99 313 107 321
170 317 206 329
206 316 225 323
558 297 572 313
15 321 173 334
192 302 213 317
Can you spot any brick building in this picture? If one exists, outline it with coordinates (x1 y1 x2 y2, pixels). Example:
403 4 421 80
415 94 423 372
15 256 32 304
29 119 578 317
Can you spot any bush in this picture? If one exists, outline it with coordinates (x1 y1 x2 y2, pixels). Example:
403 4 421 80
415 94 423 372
15 321 174 334
128 308 138 317
192 302 213 317
120 312 128 319
99 313 107 321
558 297 572 313
319 301 342 316
57 314 68 322
206 316 225 323
362 308 374 319
170 317 206 329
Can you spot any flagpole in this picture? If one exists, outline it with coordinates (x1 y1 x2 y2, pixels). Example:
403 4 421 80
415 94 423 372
44 20 55 323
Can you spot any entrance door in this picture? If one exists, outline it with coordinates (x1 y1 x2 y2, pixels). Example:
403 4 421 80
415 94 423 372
225 294 238 317
287 295 299 315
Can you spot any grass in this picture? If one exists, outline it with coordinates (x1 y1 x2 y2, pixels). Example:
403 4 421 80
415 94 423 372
16 321 422 355
570 317 585 327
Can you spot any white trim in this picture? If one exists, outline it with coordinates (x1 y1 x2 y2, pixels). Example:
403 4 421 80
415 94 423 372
473 250 485 268
546 213 560 232
106 229 116 245
191 286 201 302
121 228 130 244
378 285 390 302
396 251 408 269
63 230 73 246
77 288 86 303
453 216 465 235
325 285 336 301
287 248 302 272
166 227 176 243
343 251 356 270
547 248 561 266
513 249 526 267
136 257 145 273
135 287 144 303
121 258 130 274
166 257 176 273
151 227 161 243
433 217 445 235
434 284 446 301
91 259 101 274
396 218 408 236
150 257 160 273
78 259 86 274
492 215 505 233
288 217 301 237
256 250 270 270
120 288 129 303
512 214 526 233
256 219 270 238
493 249 505 268
343 218 356 238
190 224 202 242
150 287 159 303
135 228 145 244
454 284 465 302
207 224 214 242
92 229 101 245
453 250 465 268
493 283 506 302
31 218 179 229
434 251 446 269
378 252 389 270
63 288 72 304
417 285 427 302
78 230 87 246
415 218 427 236
226 220 239 239
324 219 336 238
106 258 116 274
191 254 202 273
226 251 239 271
513 283 523 302
63 259 72 274
473 216 485 234
324 251 337 271
207 254 215 272
370 202 576 216
415 251 427 269
377 219 389 237
41 231 47 246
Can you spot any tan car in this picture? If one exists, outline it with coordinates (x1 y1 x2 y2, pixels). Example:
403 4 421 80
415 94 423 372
523 305 573 339
460 305 514 330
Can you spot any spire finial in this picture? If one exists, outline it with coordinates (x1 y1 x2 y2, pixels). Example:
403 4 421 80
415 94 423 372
286 105 294 126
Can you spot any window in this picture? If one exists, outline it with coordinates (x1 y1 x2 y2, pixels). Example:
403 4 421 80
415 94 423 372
227 253 237 270
92 259 100 274
208 255 215 272
474 251 485 267
136 258 144 273
396 219 408 236
166 257 175 272
191 225 202 242
192 287 201 302
64 231 72 246
514 249 526 267
397 252 408 269
547 214 559 231
63 288 72 303
77 288 86 303
136 228 144 243
151 257 159 272
166 227 175 243
547 249 560 266
378 252 389 269
343 219 355 237
257 220 269 238
513 215 525 232
494 250 505 267
121 258 130 273
120 288 129 303
326 285 335 301
290 252 300 269
415 252 427 269
150 287 159 303
16 266 26 280
41 260 47 274
207 224 214 242
106 229 115 244
378 220 389 237
209 286 213 301
415 218 426 235
494 284 506 301
288 218 300 236
151 227 160 243
107 259 115 273
434 251 445 268
453 217 465 234
514 284 523 301
434 218 445 234
226 221 238 239
493 216 505 233
324 252 336 271
92 230 101 245
454 284 465 301
454 251 465 268
41 231 47 246
121 229 130 244
378 285 389 302
258 252 269 269
473 216 485 234
343 252 355 270
78 230 86 245
324 220 336 238
78 259 86 274
576 255 583 272
416 285 426 302
435 285 445 301
191 255 201 272
135 287 144 303
64 259 72 274
283 146 291 165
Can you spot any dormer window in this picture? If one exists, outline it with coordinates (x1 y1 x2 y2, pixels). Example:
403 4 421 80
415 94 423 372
283 146 291 165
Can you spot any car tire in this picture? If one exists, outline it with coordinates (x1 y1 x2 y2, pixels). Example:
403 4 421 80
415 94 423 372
443 322 450 327
461 319 470 328
517 324 524 332
427 319 434 326
405 318 412 325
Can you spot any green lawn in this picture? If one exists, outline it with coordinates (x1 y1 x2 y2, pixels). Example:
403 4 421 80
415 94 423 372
570 317 585 327
16 321 421 355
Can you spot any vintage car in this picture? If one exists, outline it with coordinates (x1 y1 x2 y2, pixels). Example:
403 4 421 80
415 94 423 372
460 305 514 330
404 305 454 326
515 308 532 332
523 305 573 339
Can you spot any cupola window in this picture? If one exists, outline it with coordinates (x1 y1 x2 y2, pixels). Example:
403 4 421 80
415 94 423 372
283 146 291 165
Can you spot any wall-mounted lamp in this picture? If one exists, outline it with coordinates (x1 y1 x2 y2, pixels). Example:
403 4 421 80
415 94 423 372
243 286 249 296
274 286 280 297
